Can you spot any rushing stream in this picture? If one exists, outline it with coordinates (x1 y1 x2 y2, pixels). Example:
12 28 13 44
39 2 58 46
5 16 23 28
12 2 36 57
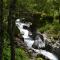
15 19 59 60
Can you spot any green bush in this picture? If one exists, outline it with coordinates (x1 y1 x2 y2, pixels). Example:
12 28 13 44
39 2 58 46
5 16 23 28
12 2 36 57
3 47 11 60
15 48 29 60
38 24 52 33
3 33 11 60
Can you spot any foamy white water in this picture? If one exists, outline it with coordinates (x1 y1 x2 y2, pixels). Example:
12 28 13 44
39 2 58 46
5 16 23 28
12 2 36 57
15 19 34 48
15 19 59 60
31 48 58 60
24 38 34 48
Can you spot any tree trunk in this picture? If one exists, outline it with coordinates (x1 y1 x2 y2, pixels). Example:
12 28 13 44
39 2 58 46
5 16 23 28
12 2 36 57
0 0 3 60
8 0 16 60
58 5 60 23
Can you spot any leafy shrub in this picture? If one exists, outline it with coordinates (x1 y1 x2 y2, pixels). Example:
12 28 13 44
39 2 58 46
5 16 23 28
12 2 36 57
15 48 29 60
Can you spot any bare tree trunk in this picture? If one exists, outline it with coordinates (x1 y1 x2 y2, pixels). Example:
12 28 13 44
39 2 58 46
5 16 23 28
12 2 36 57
59 8 60 23
0 0 3 60
8 0 16 60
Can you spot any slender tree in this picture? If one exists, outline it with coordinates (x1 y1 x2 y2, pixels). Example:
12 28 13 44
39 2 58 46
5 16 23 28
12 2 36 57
8 0 16 60
0 0 3 60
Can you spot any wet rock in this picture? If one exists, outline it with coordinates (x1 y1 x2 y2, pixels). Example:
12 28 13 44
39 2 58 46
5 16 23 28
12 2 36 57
42 33 60 59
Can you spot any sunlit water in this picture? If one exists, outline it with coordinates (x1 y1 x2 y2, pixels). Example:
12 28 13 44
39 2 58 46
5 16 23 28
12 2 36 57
15 19 58 60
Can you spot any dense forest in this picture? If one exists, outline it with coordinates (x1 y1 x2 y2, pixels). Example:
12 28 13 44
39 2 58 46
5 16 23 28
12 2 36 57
0 0 60 60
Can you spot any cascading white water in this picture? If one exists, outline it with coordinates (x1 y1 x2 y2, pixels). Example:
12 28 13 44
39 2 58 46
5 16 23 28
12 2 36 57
15 19 34 49
15 19 58 60
32 48 58 60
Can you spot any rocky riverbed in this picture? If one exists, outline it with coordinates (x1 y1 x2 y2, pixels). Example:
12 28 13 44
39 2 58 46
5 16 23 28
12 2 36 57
42 33 60 59
14 32 60 60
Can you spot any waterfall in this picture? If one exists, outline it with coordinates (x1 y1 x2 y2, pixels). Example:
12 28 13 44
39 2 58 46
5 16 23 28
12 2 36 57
31 48 58 60
15 19 59 60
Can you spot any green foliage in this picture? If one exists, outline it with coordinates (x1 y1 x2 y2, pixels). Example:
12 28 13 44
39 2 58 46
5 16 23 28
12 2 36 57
15 48 29 60
3 34 11 60
3 33 29 60
39 21 60 39
52 22 60 33
38 24 52 33
2 0 60 60
36 58 44 60
3 47 11 60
